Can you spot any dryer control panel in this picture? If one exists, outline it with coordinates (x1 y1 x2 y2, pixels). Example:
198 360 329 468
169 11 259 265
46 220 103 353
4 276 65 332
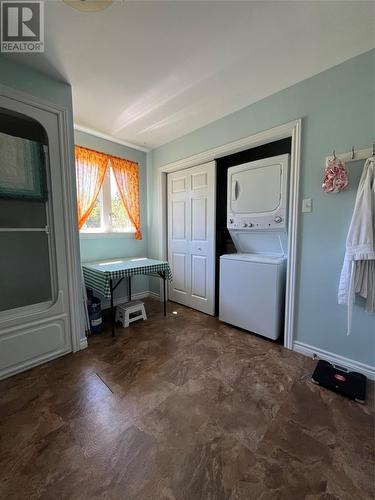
228 213 286 231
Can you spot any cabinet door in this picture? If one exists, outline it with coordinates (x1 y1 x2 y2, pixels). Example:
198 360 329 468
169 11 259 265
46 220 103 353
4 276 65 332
0 96 73 379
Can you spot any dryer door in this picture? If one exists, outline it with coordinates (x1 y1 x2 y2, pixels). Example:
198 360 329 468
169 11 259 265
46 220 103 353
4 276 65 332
230 163 281 214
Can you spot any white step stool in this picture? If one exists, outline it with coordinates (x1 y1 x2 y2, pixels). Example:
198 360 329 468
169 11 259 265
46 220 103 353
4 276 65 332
115 301 147 328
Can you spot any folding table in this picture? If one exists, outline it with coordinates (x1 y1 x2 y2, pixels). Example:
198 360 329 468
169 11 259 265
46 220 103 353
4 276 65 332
82 257 172 336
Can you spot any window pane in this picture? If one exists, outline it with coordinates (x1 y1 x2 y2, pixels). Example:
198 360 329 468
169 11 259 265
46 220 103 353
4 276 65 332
0 199 47 228
110 168 133 231
83 195 101 229
0 232 52 311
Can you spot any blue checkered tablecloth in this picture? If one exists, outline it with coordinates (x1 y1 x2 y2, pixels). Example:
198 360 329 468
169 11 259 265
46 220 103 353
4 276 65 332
82 257 172 298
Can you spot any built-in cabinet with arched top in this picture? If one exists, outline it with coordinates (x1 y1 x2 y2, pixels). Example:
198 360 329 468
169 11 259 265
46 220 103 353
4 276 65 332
0 90 80 379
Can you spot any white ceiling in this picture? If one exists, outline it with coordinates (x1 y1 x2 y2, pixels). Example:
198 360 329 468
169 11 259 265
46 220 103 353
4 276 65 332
8 1 375 149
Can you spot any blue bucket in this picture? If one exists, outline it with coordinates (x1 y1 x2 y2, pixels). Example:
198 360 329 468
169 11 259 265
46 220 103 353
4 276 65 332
88 297 102 334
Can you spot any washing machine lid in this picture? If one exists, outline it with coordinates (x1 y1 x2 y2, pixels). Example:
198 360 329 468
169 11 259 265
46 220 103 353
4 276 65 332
220 253 286 264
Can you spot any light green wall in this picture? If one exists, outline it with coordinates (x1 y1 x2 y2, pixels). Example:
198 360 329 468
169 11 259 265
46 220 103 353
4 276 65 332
0 56 73 110
0 55 85 340
75 130 149 302
3 51 373 364
149 50 375 367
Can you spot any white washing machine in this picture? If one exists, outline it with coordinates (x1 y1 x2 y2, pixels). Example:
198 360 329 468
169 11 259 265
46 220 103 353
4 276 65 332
219 154 289 340
219 253 286 340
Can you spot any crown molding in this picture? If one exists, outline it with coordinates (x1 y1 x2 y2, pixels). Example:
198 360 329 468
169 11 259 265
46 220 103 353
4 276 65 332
74 124 150 153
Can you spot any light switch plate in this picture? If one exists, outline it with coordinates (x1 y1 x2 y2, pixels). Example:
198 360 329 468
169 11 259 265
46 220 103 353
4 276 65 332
302 198 313 213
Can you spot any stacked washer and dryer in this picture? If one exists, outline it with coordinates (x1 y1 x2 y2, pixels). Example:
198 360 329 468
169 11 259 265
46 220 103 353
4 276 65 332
219 154 289 340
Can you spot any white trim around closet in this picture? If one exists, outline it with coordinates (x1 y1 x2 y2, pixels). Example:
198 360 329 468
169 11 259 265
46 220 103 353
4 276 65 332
0 84 84 354
157 119 302 351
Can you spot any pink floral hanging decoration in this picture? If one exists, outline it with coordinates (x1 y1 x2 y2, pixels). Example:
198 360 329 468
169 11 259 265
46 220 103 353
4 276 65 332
322 155 349 193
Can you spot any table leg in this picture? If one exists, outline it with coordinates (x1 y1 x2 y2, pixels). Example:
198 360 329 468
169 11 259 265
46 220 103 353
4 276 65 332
128 276 132 302
163 271 166 316
110 279 115 337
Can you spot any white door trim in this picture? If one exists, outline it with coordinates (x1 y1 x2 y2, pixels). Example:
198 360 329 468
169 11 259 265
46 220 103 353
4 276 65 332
158 119 302 350
0 83 83 354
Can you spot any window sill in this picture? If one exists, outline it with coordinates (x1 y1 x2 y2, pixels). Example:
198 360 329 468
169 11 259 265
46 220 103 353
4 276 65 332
79 231 136 240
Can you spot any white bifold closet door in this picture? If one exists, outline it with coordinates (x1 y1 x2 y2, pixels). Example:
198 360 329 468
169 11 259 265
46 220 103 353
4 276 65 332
167 162 216 315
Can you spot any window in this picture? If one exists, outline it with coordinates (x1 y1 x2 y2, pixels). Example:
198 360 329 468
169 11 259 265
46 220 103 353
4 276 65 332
75 144 142 239
81 164 134 233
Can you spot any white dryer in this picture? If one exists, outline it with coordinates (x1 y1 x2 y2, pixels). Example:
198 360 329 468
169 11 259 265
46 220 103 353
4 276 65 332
227 153 289 232
219 154 289 340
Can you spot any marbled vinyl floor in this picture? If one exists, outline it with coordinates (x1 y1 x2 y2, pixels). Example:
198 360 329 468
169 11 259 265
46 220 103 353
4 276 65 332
0 299 374 500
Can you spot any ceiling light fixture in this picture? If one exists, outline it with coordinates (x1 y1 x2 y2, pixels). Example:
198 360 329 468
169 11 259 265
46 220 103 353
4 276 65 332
63 0 114 13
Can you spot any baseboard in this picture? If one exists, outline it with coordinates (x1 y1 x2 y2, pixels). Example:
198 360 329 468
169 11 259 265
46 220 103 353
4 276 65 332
80 337 88 350
101 291 150 310
293 341 375 380
100 291 161 311
148 291 161 301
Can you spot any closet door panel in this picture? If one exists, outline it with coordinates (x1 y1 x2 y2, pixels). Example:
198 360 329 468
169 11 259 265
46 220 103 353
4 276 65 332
167 162 216 315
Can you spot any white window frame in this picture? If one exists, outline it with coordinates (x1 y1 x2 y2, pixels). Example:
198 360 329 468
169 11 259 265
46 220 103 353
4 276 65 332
80 165 135 236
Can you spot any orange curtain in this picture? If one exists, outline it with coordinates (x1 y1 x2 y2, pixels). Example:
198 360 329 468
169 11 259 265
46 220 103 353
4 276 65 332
75 145 109 230
111 157 142 240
